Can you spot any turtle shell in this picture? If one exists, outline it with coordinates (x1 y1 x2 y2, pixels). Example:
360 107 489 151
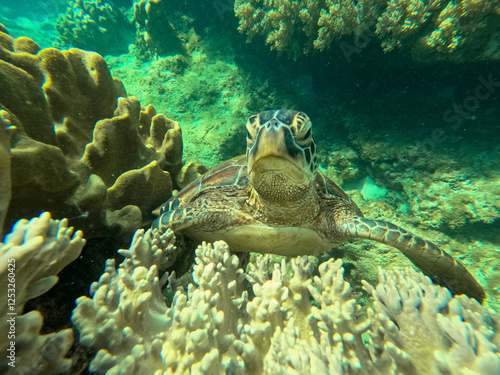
155 155 249 217
154 155 363 218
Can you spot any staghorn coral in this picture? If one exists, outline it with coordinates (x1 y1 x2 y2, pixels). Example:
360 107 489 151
0 213 85 374
0 27 183 238
55 0 134 56
234 0 500 61
73 232 500 374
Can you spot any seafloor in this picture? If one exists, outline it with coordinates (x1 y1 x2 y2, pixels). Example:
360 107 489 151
1 0 499 374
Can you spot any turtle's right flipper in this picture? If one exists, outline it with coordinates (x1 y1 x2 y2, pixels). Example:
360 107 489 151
152 207 196 232
345 217 486 303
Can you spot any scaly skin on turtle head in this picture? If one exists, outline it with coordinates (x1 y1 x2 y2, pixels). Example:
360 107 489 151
245 110 318 205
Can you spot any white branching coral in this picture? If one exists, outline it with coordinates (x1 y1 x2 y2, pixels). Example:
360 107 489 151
363 267 500 374
0 212 85 374
73 230 500 374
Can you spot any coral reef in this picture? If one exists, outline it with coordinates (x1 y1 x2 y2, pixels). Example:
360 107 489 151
73 232 500 374
377 0 500 60
234 0 500 61
55 0 194 59
55 0 134 56
316 122 500 309
103 51 262 168
395 169 500 229
0 213 85 374
176 161 209 189
0 27 183 238
133 0 187 59
319 140 500 231
235 0 382 59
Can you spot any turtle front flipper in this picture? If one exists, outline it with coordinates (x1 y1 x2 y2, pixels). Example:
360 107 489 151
345 217 486 303
152 207 196 232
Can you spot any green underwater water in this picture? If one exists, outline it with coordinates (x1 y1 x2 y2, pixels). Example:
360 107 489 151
1 0 500 373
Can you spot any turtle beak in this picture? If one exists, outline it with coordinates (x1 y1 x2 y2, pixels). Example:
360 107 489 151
248 123 303 172
247 123 311 193
251 127 285 162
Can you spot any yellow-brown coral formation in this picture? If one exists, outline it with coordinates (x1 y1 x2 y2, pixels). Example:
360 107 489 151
73 233 500 374
134 0 187 58
55 0 133 55
235 0 383 59
425 0 499 55
0 27 183 238
0 213 85 374
375 0 443 51
234 0 500 61
377 0 500 60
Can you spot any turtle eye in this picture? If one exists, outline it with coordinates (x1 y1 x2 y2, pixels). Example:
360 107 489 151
303 128 312 140
248 115 258 126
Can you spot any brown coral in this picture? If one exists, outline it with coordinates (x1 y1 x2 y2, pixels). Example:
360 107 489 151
134 0 187 58
55 0 134 56
234 0 500 61
0 26 184 238
234 0 382 59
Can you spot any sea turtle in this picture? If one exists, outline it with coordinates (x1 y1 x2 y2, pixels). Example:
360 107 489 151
152 109 485 302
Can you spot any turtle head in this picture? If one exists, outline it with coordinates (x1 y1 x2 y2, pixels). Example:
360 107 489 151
246 109 318 205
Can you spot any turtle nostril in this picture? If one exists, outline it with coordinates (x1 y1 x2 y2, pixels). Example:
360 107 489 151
266 119 280 129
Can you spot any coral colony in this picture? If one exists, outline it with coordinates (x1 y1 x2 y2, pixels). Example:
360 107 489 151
1 0 499 373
